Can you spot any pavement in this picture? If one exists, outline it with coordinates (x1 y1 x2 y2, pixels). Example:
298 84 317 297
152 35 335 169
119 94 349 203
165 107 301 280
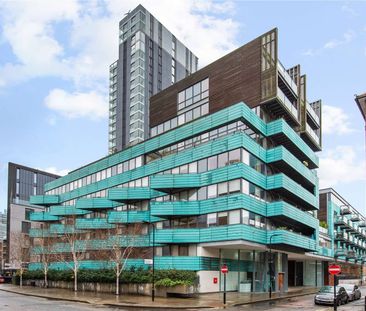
0 284 320 309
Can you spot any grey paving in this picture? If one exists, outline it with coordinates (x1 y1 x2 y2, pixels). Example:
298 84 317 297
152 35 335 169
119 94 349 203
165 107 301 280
0 291 124 311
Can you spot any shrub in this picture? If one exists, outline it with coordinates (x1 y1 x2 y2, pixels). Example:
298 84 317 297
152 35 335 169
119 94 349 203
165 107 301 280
20 268 197 286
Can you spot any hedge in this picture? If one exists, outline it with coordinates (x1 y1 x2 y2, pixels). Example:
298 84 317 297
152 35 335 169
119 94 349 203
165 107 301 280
19 267 197 286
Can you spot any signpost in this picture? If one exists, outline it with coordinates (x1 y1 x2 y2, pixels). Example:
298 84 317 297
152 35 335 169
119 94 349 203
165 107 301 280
329 264 341 311
221 264 228 305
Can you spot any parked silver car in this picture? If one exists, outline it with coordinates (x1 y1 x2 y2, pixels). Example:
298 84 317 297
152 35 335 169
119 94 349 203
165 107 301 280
342 284 361 301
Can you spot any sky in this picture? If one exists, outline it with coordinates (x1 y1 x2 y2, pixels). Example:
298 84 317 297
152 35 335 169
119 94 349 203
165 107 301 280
0 0 365 214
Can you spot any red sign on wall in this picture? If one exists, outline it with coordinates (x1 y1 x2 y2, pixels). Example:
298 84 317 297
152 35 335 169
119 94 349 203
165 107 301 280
328 264 341 275
213 277 218 284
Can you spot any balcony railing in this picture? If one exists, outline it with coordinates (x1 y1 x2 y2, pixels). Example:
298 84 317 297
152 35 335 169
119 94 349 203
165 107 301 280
306 102 320 126
277 87 298 120
277 61 298 95
305 123 320 145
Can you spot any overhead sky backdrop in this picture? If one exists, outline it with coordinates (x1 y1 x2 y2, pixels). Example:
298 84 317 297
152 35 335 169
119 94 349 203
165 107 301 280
0 0 365 213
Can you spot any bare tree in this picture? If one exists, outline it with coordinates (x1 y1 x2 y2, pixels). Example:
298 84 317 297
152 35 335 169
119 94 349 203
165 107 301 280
9 232 30 287
54 216 88 292
38 224 57 288
106 224 143 295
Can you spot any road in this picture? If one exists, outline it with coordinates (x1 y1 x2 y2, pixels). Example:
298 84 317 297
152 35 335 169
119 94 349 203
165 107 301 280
0 291 127 311
228 288 366 311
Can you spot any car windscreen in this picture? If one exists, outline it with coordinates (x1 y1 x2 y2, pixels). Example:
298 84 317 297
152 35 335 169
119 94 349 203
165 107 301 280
319 286 333 293
342 284 354 291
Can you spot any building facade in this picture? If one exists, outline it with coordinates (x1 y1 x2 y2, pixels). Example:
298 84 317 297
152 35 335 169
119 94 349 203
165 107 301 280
29 28 323 293
6 163 59 268
108 5 198 153
0 210 6 241
318 188 366 285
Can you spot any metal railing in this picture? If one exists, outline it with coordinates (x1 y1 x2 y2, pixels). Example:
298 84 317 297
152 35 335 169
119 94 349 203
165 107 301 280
277 87 298 120
277 61 298 95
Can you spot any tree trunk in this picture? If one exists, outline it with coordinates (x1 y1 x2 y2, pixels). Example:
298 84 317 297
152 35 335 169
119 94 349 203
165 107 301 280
20 272 23 288
116 274 119 295
74 269 78 292
44 269 48 288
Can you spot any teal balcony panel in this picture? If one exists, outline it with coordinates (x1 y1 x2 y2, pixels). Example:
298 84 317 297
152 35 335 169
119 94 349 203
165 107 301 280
29 195 60 206
267 174 318 210
151 193 266 217
45 102 266 192
29 211 59 222
267 201 318 231
108 187 165 202
266 146 317 187
151 163 266 192
266 119 319 169
155 224 267 245
107 210 162 223
150 174 201 191
75 218 116 230
317 247 333 258
267 230 317 252
28 259 147 271
49 205 90 216
30 224 85 238
76 198 120 210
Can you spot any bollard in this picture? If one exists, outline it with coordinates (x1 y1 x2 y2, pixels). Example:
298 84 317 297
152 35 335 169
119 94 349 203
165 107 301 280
364 296 366 311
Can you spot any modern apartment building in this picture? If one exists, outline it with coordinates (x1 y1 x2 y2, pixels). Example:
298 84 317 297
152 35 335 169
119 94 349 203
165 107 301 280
355 93 366 121
0 210 6 240
108 4 198 153
29 28 323 293
6 163 59 268
318 188 366 285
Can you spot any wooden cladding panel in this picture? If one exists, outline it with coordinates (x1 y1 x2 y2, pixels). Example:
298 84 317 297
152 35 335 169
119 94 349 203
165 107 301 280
150 37 262 128
318 193 328 223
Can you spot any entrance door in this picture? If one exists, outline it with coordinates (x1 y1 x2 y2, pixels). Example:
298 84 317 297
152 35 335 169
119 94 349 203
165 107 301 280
288 260 295 286
295 262 304 286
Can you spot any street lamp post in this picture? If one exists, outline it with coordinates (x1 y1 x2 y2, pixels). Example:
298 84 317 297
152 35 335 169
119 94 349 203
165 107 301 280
269 233 281 299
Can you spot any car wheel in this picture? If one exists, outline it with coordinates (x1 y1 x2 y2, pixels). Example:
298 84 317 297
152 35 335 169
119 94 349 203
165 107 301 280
337 299 341 306
345 297 349 304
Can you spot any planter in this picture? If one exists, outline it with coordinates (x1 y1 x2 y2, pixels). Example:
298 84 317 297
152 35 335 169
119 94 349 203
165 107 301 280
166 285 197 297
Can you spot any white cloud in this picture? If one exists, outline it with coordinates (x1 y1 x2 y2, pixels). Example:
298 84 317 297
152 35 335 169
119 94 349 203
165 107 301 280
40 167 70 177
44 89 108 120
0 0 239 89
303 30 355 56
318 145 365 188
322 105 354 135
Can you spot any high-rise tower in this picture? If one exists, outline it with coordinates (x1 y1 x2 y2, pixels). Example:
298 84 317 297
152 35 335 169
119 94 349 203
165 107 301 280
108 5 198 153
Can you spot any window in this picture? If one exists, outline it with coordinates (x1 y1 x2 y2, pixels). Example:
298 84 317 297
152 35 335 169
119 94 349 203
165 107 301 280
218 212 228 225
198 159 207 173
178 245 189 256
189 162 197 173
21 221 31 234
207 184 217 199
218 182 228 196
162 245 171 256
229 149 241 164
207 213 217 227
208 156 217 171
218 153 228 168
242 210 249 225
229 179 241 193
25 209 34 220
197 187 207 200
229 210 241 224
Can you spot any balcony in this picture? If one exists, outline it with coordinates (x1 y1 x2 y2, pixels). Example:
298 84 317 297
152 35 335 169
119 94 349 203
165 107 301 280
347 251 357 260
266 119 319 169
150 174 201 192
358 221 366 227
75 218 116 230
267 229 317 252
334 232 346 242
277 61 298 95
108 187 164 203
151 193 266 218
335 248 348 258
49 205 90 216
306 102 320 128
76 198 120 210
334 216 352 230
107 211 162 223
29 195 60 206
29 211 59 222
302 123 321 150
351 214 360 222
267 174 318 210
341 206 351 215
